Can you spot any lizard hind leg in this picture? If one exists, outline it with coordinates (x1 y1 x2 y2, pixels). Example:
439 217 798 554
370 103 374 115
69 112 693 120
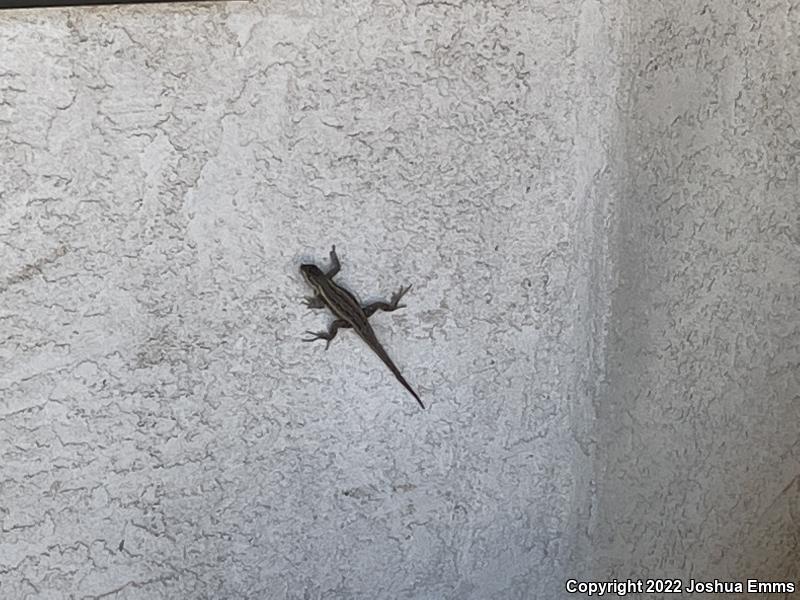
362 284 413 317
302 319 350 349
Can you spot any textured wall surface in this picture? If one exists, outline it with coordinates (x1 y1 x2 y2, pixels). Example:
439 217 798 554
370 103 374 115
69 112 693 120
594 0 800 596
1 1 616 598
1 1 797 599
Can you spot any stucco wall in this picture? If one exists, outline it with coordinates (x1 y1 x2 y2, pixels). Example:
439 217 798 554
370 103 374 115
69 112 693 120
1 1 797 599
1 1 616 598
593 2 800 594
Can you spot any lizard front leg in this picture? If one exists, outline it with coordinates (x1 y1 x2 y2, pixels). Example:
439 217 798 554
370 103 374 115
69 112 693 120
303 295 327 309
324 245 341 278
363 284 412 317
302 319 350 349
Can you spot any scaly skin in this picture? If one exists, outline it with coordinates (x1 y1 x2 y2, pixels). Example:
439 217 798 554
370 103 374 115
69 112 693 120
300 245 424 410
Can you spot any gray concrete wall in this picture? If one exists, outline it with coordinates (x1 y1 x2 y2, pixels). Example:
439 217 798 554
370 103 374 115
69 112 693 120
1 2 615 598
0 1 797 599
593 0 800 594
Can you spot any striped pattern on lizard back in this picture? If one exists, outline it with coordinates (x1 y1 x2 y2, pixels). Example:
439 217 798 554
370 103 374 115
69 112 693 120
300 246 424 409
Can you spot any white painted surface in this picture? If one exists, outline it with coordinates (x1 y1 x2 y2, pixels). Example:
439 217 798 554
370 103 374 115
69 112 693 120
1 2 796 598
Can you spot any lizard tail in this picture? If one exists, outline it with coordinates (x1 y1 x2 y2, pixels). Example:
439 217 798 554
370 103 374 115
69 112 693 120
389 365 425 410
369 339 425 409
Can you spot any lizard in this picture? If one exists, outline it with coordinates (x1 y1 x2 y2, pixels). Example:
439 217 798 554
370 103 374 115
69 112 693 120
300 245 425 409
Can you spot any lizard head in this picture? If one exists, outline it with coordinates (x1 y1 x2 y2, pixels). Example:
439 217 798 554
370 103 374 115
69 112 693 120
300 263 324 286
